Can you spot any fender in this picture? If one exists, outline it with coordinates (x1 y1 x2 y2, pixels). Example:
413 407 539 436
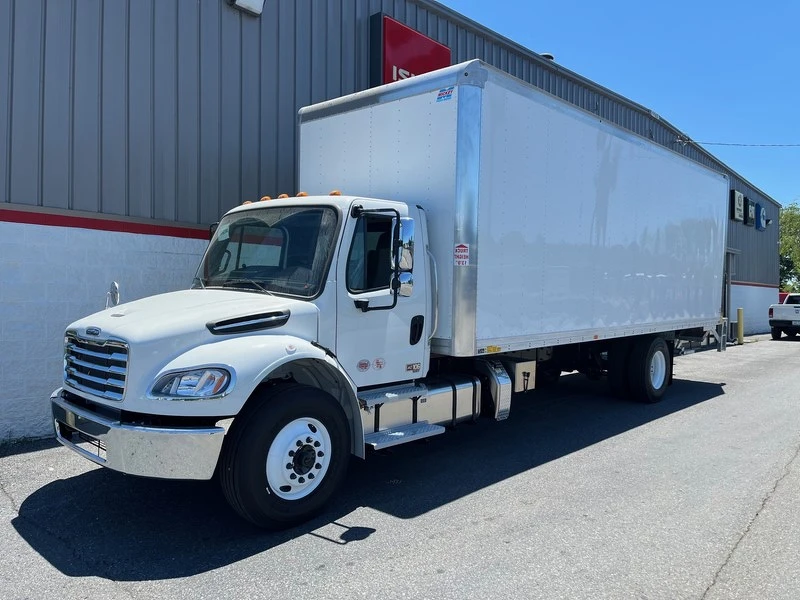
152 334 365 457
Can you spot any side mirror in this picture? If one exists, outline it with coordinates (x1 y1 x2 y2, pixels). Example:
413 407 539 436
105 281 120 309
209 222 219 239
394 218 414 273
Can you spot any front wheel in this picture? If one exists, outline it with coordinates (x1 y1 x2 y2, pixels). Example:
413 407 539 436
771 327 782 340
628 336 671 404
220 384 351 529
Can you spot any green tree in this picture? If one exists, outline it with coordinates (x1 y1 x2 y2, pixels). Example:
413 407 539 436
780 202 800 291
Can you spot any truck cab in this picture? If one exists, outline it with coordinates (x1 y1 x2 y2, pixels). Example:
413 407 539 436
52 194 438 529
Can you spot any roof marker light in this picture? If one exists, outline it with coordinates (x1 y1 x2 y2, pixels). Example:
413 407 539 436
278 193 289 199
260 195 272 202
329 190 342 196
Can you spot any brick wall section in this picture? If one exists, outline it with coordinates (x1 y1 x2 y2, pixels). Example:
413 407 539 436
0 222 207 441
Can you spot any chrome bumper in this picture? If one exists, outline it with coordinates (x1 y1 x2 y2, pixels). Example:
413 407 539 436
50 388 227 480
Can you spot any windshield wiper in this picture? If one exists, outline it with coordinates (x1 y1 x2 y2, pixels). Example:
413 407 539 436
214 278 275 295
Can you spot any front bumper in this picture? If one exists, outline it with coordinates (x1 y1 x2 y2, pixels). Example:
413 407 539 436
50 388 227 480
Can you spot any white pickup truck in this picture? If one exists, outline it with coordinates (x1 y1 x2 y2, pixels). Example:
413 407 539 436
769 294 800 339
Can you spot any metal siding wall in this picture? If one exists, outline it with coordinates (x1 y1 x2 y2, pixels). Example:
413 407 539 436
199 0 221 224
42 0 72 210
0 0 779 286
241 13 261 204
176 0 200 224
101 0 127 216
259 0 279 199
153 0 179 222
72 0 101 213
9 0 43 207
0 0 10 206
128 0 154 219
220 5 242 210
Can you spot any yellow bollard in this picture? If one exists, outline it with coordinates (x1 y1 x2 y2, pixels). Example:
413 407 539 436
737 307 744 344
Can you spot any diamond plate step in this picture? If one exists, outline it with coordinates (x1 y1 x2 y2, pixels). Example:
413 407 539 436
364 421 445 450
358 383 427 409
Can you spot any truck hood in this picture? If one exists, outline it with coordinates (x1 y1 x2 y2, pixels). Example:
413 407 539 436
68 289 318 345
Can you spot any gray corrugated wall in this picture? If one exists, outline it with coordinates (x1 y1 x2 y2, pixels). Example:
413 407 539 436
0 0 778 284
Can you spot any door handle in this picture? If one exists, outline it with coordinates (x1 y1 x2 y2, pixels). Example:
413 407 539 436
410 315 425 345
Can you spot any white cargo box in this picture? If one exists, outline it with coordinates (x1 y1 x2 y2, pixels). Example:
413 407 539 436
298 60 728 357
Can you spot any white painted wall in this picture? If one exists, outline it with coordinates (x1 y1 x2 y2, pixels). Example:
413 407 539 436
0 222 207 442
729 284 779 335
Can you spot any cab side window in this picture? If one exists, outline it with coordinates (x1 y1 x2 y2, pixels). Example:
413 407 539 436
346 216 393 293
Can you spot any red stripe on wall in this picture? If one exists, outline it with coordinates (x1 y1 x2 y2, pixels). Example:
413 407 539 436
0 208 210 240
730 281 779 289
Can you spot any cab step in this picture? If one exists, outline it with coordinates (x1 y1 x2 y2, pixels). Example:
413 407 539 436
358 383 426 409
364 421 445 450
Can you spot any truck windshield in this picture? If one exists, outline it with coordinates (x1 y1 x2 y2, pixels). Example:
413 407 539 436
194 205 339 298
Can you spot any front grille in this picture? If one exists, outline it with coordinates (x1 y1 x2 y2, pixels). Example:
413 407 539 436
64 332 129 401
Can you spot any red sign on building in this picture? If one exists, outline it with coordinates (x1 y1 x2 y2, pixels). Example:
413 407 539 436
370 14 452 87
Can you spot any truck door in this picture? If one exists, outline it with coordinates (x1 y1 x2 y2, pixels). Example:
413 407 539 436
335 203 428 387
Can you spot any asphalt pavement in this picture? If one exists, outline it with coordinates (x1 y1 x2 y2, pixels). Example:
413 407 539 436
1 334 798 599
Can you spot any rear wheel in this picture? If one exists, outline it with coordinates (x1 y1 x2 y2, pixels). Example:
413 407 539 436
220 384 350 529
628 336 671 404
771 327 782 340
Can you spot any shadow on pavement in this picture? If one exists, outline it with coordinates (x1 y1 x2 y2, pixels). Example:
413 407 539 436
12 374 724 581
0 437 60 458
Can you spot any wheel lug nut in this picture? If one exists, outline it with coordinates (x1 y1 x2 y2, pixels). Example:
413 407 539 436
306 437 312 443
308 473 315 479
290 473 297 480
296 441 302 447
315 463 322 469
298 477 305 483
317 451 324 457
286 463 292 469
313 441 320 447
288 450 295 457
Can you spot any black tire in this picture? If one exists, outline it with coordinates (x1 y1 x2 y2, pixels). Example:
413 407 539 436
608 340 632 399
220 384 351 529
788 331 797 339
771 327 782 340
627 336 671 404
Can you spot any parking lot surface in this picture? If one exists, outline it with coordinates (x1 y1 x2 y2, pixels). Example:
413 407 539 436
1 335 798 599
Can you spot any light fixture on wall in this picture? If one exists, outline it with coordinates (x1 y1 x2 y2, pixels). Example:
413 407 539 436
227 0 265 16
765 218 773 226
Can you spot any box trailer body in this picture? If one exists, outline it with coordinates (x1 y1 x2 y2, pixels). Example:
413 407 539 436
49 60 731 530
298 60 729 357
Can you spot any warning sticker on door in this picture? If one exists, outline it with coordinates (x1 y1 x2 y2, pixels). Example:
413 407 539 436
454 243 470 266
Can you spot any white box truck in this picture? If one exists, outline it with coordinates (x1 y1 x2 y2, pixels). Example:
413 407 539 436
50 60 729 529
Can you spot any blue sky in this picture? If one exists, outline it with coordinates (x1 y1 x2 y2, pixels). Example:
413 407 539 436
438 0 800 207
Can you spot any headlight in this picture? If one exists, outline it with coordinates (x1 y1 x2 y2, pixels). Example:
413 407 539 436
151 368 232 399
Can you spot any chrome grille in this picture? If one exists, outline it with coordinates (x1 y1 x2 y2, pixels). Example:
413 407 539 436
64 332 128 401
